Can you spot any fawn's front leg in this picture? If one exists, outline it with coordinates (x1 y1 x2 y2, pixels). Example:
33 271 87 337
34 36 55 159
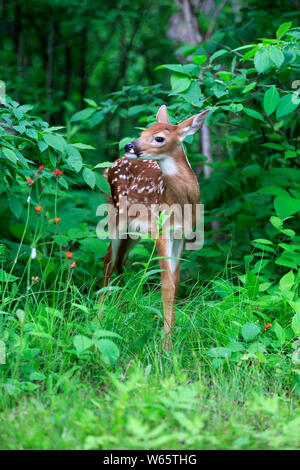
157 237 183 351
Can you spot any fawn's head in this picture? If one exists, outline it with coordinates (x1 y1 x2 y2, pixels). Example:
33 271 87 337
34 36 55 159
124 105 209 162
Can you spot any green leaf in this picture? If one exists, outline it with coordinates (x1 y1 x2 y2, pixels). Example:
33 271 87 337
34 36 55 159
254 48 272 73
95 173 111 194
291 312 300 336
67 153 83 173
274 195 300 219
8 195 22 218
241 322 261 342
71 108 96 122
269 47 284 67
2 147 17 164
180 81 202 107
96 339 120 366
276 21 292 40
82 167 96 189
243 107 264 121
276 94 299 119
170 73 191 93
72 143 95 150
38 140 48 152
245 271 259 299
73 335 93 355
93 162 113 169
206 347 232 359
209 49 227 63
279 270 295 292
43 134 65 152
193 55 207 65
252 238 273 245
242 81 257 94
128 105 148 117
273 322 286 346
155 64 186 74
83 98 98 108
0 269 19 282
263 87 280 116
94 329 123 340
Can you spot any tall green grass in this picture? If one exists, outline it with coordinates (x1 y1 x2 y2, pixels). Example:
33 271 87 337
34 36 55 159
0 264 299 450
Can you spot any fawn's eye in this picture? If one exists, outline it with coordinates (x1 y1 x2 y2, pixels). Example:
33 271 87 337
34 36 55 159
154 136 165 143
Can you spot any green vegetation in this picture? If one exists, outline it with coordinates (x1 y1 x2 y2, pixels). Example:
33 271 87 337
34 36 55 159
1 0 300 450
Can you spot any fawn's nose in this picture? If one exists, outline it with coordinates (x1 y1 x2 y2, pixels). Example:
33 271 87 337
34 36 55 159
125 142 135 153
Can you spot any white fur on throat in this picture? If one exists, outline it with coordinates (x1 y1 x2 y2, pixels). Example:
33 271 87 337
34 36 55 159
159 156 178 176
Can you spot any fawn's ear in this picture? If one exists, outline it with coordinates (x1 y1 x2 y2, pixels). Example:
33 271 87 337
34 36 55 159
156 105 170 124
177 109 210 139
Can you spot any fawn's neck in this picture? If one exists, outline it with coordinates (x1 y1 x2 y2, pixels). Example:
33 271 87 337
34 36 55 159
158 146 200 205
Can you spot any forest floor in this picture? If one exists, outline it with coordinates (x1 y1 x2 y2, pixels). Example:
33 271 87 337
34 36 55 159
0 270 299 450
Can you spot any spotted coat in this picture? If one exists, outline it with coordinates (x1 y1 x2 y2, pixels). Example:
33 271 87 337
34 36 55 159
104 157 166 209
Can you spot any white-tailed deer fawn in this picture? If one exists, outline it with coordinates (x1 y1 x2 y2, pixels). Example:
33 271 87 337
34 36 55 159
101 105 209 349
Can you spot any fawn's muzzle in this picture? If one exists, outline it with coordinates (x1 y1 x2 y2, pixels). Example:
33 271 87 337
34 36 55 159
125 142 135 154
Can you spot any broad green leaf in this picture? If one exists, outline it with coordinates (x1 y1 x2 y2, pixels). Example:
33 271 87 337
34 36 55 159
276 94 299 119
263 87 280 116
274 195 300 219
155 64 186 74
73 335 93 355
193 55 207 65
254 48 272 73
2 147 17 164
273 322 286 346
83 167 96 189
94 329 122 340
83 98 98 108
128 105 148 116
8 195 22 218
243 107 264 121
95 173 111 194
292 312 300 336
72 143 95 150
241 322 261 342
170 73 191 93
94 162 113 169
245 271 259 299
276 21 292 40
71 108 96 122
209 49 227 63
43 133 65 152
270 216 283 230
207 347 232 359
269 47 284 67
180 81 202 107
0 269 19 282
242 81 257 94
258 186 287 196
67 154 83 173
96 339 120 366
16 309 25 324
279 270 295 292
252 238 273 245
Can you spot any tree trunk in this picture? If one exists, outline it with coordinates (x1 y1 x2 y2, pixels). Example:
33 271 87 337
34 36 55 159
175 0 220 233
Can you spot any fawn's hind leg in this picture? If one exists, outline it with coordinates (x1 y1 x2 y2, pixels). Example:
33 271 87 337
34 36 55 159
99 238 136 301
